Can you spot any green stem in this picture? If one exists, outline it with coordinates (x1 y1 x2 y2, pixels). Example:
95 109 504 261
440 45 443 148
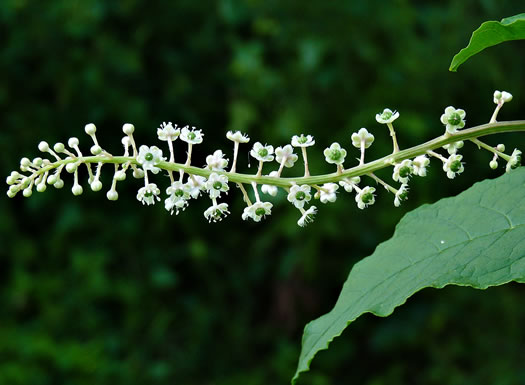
470 138 511 161
22 120 525 189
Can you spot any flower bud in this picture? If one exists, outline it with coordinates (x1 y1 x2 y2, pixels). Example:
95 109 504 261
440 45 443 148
489 160 498 169
54 179 64 189
23 187 33 197
501 91 512 103
38 141 49 152
90 145 102 155
36 183 47 193
66 163 77 173
32 157 43 167
496 144 505 152
9 185 20 194
114 170 127 181
54 142 65 153
123 123 135 135
85 123 97 135
72 184 83 196
133 168 144 179
47 174 58 185
107 189 119 201
68 137 79 147
20 157 31 168
91 180 103 191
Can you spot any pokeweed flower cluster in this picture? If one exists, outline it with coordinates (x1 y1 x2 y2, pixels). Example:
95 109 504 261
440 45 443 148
5 91 523 227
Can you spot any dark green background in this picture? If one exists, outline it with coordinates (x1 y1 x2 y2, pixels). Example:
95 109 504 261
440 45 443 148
1 1 524 384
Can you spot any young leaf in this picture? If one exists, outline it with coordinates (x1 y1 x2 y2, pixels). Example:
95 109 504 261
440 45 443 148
293 168 525 384
449 13 525 72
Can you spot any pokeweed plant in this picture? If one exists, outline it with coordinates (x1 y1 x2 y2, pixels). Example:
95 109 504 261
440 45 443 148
4 13 525 384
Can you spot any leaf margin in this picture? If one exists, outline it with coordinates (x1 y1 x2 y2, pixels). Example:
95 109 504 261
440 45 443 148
292 168 525 383
449 13 525 72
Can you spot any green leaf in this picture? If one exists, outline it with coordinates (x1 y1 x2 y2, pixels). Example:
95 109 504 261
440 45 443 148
449 13 525 71
293 168 525 384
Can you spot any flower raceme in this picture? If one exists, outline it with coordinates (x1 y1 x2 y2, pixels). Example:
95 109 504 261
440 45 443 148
5 91 524 227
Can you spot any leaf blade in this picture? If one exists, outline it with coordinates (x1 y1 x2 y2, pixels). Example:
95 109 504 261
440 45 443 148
293 168 525 383
449 13 525 72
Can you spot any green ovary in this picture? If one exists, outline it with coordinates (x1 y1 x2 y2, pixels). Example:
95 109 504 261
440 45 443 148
450 160 462 172
296 191 306 200
448 113 461 126
399 166 410 178
329 150 341 161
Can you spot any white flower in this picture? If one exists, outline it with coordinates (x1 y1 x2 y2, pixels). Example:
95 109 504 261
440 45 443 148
226 131 250 143
412 155 430 177
206 172 229 198
261 171 279 196
287 184 312 209
319 183 339 203
180 126 204 144
323 142 347 165
494 90 513 104
187 175 207 199
351 128 375 148
440 106 466 134
376 108 399 124
137 145 165 174
298 206 317 227
443 154 464 179
392 159 413 183
165 181 191 215
250 142 274 162
157 122 180 141
442 140 464 155
204 202 230 223
166 181 191 201
136 183 161 205
165 196 188 215
242 201 273 222
506 149 522 172
339 176 361 192
355 186 376 209
206 150 229 171
291 134 315 148
275 144 298 168
394 184 409 207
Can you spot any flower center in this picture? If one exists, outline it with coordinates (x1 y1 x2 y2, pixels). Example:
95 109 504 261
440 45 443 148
381 111 392 120
144 191 153 198
145 153 154 162
188 132 196 140
329 149 341 160
450 160 462 172
214 209 222 217
295 191 306 201
175 189 184 197
399 166 411 178
255 207 266 216
298 135 307 144
259 148 268 157
362 192 373 203
213 181 223 190
448 113 461 126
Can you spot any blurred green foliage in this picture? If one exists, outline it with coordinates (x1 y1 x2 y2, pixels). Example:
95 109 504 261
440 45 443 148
1 1 524 384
